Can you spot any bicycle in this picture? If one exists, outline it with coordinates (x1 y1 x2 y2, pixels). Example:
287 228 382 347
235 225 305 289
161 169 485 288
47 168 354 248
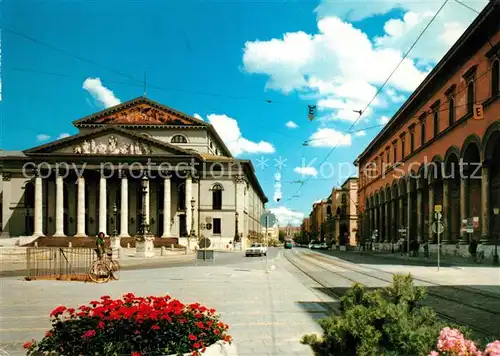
88 251 120 283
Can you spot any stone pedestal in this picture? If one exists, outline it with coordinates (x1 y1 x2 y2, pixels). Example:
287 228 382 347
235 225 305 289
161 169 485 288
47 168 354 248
110 236 121 259
135 234 155 258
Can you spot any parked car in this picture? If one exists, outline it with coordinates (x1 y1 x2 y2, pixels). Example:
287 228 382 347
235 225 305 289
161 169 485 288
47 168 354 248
245 243 267 257
311 242 328 250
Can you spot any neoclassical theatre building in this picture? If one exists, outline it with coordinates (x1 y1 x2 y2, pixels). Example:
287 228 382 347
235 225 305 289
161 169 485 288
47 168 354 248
355 1 500 258
0 97 267 248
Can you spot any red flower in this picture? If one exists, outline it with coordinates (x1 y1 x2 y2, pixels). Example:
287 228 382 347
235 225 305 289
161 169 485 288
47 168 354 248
214 329 220 335
189 334 198 341
23 341 33 349
45 331 52 337
131 352 142 356
98 321 105 329
82 330 96 339
49 305 66 318
151 325 160 330
193 342 201 349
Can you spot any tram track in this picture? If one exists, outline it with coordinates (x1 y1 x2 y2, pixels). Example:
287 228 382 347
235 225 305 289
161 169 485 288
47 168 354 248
285 249 498 339
306 251 500 316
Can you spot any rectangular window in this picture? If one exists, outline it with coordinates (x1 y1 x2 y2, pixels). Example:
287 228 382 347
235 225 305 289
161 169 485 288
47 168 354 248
213 218 221 234
393 144 397 162
386 150 389 166
433 111 439 136
410 131 415 153
449 98 455 126
401 137 406 158
421 123 426 146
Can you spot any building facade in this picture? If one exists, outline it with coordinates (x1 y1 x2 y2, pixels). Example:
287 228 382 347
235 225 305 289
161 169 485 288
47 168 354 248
0 97 268 248
355 2 500 257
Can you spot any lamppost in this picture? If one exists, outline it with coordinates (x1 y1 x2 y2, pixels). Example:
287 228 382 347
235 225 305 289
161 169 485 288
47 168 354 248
112 203 118 237
234 212 239 241
189 197 196 237
493 207 499 266
139 175 150 235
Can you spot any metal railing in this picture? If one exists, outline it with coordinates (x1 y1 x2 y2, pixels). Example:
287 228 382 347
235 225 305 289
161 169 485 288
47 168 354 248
26 247 94 280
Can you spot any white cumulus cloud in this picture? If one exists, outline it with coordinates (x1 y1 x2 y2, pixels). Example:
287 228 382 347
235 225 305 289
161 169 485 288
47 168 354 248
193 113 204 121
36 134 50 141
379 116 391 124
83 78 121 108
242 0 486 128
269 206 305 226
58 133 71 139
355 131 367 137
294 166 318 177
197 113 275 156
308 128 352 148
285 120 298 128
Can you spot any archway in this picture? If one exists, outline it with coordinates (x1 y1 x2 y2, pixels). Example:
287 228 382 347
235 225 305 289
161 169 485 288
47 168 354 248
385 186 392 242
445 151 461 242
483 126 500 242
408 175 418 241
391 182 399 242
399 178 407 231
24 182 35 235
380 190 386 241
462 139 482 242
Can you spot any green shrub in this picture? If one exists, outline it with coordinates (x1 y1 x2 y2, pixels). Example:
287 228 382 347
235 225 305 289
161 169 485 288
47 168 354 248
302 274 469 356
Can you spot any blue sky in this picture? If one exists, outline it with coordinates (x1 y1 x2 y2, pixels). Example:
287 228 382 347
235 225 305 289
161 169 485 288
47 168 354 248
0 0 486 225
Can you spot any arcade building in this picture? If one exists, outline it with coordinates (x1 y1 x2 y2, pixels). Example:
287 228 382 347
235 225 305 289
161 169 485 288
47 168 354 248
355 1 500 259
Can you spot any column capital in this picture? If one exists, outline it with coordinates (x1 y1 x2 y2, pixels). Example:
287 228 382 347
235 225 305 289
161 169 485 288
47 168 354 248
233 174 246 184
161 170 172 179
2 172 11 181
119 169 129 179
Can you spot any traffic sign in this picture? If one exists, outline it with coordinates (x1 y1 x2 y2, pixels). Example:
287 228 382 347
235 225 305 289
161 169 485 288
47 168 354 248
434 211 442 221
260 211 276 227
434 205 442 212
432 221 444 234
199 237 211 249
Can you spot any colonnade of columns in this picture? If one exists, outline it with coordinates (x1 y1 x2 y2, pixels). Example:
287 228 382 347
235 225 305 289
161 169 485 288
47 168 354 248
32 171 193 237
365 163 494 244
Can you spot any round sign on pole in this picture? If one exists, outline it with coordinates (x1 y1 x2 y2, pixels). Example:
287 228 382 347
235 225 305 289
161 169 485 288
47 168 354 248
260 211 276 227
432 221 445 234
434 211 442 221
199 237 211 249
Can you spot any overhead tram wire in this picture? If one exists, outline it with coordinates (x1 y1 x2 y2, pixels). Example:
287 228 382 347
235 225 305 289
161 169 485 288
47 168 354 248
282 0 450 203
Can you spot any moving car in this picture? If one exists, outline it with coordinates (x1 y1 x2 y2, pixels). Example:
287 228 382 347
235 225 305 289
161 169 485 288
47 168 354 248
245 243 267 257
284 241 293 249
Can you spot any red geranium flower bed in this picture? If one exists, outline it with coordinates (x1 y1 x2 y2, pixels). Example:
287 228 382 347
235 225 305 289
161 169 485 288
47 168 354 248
24 293 232 356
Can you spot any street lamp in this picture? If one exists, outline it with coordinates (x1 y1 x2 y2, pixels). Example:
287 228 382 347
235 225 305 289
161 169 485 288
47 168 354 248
190 197 196 237
234 212 239 242
112 203 118 237
493 207 499 266
139 175 150 235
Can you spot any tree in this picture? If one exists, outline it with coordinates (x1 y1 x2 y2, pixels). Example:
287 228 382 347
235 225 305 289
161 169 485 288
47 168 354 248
278 230 286 242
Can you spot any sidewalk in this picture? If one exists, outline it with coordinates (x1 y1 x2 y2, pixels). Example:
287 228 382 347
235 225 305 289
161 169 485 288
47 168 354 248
0 256 327 355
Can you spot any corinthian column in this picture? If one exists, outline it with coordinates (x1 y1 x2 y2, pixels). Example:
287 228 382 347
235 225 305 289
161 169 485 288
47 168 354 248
416 183 423 243
120 173 130 237
99 172 107 236
161 173 172 238
459 176 469 244
54 173 65 237
428 182 435 243
33 173 44 236
185 173 192 235
75 175 86 237
442 179 450 243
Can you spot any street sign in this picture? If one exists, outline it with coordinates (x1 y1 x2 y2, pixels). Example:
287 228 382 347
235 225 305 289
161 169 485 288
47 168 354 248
432 221 445 234
434 205 442 212
260 211 276 227
199 237 211 249
434 211 442 221
472 216 479 229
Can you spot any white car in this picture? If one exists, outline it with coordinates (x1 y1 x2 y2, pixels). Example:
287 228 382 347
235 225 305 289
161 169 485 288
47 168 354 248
245 243 267 257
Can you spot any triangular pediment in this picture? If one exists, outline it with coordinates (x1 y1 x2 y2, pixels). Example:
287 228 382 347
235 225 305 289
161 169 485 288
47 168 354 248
73 97 207 127
24 127 197 156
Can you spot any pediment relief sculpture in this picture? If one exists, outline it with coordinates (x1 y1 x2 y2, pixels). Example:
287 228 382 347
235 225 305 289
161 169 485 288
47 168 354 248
94 105 191 126
72 135 152 155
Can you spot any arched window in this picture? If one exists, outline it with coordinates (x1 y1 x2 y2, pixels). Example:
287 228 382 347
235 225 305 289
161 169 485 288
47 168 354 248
211 183 223 210
177 183 186 210
492 59 499 96
171 135 188 144
467 81 474 113
24 182 35 208
449 98 455 126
